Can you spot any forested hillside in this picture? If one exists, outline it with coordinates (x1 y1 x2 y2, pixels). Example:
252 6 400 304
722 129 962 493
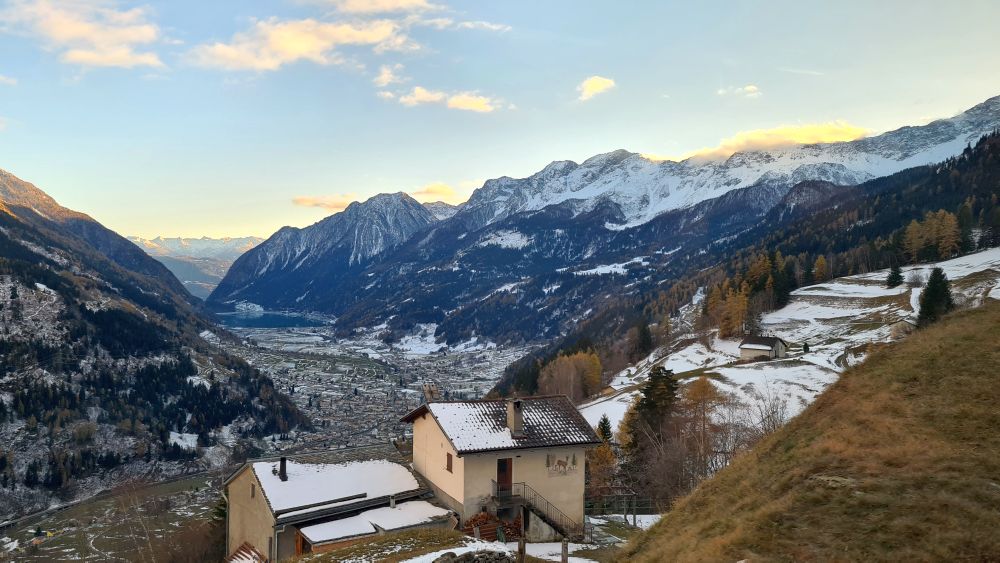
0 175 307 520
498 130 1000 396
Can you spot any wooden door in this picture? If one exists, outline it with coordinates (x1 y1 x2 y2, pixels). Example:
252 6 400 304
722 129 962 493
497 457 513 498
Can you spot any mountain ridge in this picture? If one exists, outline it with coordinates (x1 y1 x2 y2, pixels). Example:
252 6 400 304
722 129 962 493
209 95 1000 343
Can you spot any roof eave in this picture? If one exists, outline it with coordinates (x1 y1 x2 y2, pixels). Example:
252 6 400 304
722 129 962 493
456 439 603 456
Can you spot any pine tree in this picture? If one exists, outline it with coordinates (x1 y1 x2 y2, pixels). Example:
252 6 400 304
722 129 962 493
886 263 904 288
802 259 814 286
597 414 613 444
637 366 678 424
918 267 954 327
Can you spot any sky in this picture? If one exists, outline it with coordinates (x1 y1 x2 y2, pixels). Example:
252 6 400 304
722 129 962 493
1 0 1000 239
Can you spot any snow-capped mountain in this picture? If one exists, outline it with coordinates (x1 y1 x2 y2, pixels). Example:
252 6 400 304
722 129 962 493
422 201 461 220
211 192 437 308
128 235 263 262
457 95 1000 231
127 235 265 299
208 94 1000 341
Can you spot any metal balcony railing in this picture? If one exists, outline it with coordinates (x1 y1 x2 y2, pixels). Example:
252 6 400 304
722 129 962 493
490 480 585 541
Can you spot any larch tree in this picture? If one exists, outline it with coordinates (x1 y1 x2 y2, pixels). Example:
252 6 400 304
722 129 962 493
813 255 829 283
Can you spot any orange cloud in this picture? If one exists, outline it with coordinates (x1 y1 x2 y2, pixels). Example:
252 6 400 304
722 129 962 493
397 86 499 112
398 85 445 106
292 193 360 212
408 182 465 204
189 18 404 71
446 92 495 113
642 121 870 162
4 0 164 68
577 75 615 101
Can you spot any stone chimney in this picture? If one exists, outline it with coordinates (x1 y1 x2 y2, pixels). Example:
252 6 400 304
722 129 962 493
279 457 288 482
506 398 524 437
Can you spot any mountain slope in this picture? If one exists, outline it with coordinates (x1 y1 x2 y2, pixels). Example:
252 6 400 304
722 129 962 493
0 170 194 302
209 95 1000 342
622 301 1000 562
209 192 437 309
456 95 1000 231
0 174 306 520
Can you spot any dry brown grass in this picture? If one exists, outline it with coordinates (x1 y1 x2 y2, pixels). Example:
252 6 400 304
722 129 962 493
621 301 1000 562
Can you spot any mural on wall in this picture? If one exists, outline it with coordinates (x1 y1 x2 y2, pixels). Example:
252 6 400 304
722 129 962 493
545 453 579 476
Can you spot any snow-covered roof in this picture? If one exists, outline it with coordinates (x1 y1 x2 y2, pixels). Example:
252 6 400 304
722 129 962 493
298 500 452 545
739 335 788 350
298 514 375 544
402 396 601 454
363 500 451 531
251 459 421 519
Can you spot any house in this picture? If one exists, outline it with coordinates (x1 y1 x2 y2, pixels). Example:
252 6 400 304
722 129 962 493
224 444 455 562
401 396 601 540
739 335 789 361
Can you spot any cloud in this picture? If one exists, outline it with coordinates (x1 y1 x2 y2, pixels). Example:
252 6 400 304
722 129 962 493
408 182 459 202
325 0 440 14
398 85 446 106
1 0 164 68
395 86 498 112
292 193 360 212
717 84 762 98
189 17 407 71
778 67 824 76
577 75 615 101
376 90 395 99
404 15 510 33
456 20 511 32
446 92 495 113
644 121 869 162
0 74 15 85
373 63 404 86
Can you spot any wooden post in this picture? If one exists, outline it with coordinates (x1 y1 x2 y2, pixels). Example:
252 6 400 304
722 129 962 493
473 525 480 540
517 537 526 563
561 539 569 563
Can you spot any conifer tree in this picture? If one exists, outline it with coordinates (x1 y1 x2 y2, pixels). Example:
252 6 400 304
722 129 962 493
886 263 904 288
597 414 613 444
918 267 954 326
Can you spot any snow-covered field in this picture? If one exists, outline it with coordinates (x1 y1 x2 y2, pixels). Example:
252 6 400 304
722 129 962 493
580 248 1000 431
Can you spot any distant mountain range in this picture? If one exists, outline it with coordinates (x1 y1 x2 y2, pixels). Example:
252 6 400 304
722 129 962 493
128 235 263 299
208 95 1000 344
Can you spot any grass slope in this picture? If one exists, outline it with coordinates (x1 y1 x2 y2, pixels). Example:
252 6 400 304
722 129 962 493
622 301 1000 562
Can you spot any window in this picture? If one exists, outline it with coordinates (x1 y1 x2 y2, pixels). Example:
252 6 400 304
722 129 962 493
446 452 453 473
251 483 255 498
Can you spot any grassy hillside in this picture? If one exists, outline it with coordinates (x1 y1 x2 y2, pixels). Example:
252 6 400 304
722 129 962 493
622 301 1000 562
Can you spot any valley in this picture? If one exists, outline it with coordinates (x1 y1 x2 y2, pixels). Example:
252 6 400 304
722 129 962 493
212 324 535 451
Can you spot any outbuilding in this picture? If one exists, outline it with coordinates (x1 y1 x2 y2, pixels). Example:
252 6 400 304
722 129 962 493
739 335 789 361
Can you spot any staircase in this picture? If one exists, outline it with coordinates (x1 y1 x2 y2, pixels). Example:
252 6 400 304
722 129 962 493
492 480 586 541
